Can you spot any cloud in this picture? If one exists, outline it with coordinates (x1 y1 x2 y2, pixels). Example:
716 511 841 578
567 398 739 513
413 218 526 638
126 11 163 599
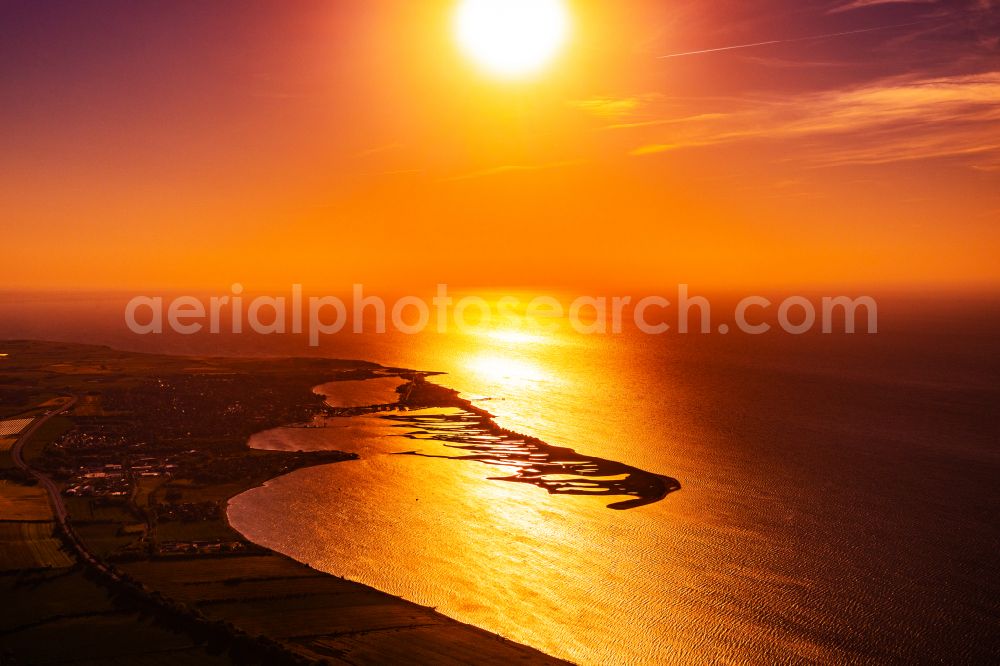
627 71 1000 168
828 0 938 14
738 55 850 69
569 94 663 120
629 144 678 156
657 19 936 58
570 97 643 119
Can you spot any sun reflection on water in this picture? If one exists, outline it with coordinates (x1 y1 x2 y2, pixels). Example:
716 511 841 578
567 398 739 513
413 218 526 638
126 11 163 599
232 300 701 665
453 319 568 394
483 328 550 345
467 354 549 386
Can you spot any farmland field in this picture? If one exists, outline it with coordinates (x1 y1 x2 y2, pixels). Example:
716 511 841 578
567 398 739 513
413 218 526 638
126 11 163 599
0 417 33 436
0 570 233 665
0 480 53 520
122 555 321 585
120 553 556 664
0 521 74 570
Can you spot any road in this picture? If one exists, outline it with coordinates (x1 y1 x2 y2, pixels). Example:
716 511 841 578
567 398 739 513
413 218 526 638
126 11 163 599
9 395 121 579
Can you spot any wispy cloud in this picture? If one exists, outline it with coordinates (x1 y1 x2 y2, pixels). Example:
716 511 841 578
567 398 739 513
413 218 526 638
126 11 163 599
658 19 937 58
569 94 663 120
569 97 643 119
738 55 850 69
628 71 1000 168
828 0 938 14
630 144 678 156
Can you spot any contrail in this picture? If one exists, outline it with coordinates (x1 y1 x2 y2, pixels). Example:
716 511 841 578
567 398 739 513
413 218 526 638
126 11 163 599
659 19 938 58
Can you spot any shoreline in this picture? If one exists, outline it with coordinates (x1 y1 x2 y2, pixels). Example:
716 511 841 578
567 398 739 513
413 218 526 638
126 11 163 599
1 340 569 664
393 375 681 509
4 339 672 663
225 371 682 661
219 409 573 663
306 372 679 508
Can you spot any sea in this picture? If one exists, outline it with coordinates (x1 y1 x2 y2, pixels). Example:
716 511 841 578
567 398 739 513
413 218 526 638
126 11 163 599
2 290 998 664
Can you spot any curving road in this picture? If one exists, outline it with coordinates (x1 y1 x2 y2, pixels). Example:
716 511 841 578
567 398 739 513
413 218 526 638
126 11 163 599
9 396 121 578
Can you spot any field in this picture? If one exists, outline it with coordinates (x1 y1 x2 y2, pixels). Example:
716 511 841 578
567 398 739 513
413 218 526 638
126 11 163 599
154 479 247 504
72 393 108 416
0 521 74 570
134 476 167 508
0 570 233 665
19 414 72 463
123 556 321 585
121 555 565 664
0 417 33 436
73 522 143 559
46 362 117 375
0 479 53 520
155 519 243 542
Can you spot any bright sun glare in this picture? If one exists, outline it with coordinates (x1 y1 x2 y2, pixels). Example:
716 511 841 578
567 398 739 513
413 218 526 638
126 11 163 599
454 0 570 79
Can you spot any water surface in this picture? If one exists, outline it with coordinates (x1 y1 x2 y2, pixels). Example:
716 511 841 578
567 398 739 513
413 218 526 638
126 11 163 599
230 305 1000 664
4 292 998 663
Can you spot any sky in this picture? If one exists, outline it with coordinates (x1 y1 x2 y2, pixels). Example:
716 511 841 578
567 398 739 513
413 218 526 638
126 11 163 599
2 0 998 292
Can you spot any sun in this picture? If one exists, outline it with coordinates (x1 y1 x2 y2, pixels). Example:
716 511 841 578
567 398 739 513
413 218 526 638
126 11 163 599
454 0 570 79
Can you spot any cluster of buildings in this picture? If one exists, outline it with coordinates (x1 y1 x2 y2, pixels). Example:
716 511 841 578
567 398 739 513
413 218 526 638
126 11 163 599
55 428 131 451
131 457 180 478
63 464 130 498
153 501 220 522
62 459 180 498
158 539 246 555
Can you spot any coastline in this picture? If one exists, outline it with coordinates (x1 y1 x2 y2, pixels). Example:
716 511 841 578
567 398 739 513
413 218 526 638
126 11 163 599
225 372 681 662
391 376 681 509
1 340 569 664
212 427 573 664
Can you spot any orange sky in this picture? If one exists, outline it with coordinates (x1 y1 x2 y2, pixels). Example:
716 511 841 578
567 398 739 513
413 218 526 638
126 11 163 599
2 0 998 292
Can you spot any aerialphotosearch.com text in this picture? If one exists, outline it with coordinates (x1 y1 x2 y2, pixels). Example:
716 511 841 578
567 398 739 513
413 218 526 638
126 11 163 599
125 284 878 346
